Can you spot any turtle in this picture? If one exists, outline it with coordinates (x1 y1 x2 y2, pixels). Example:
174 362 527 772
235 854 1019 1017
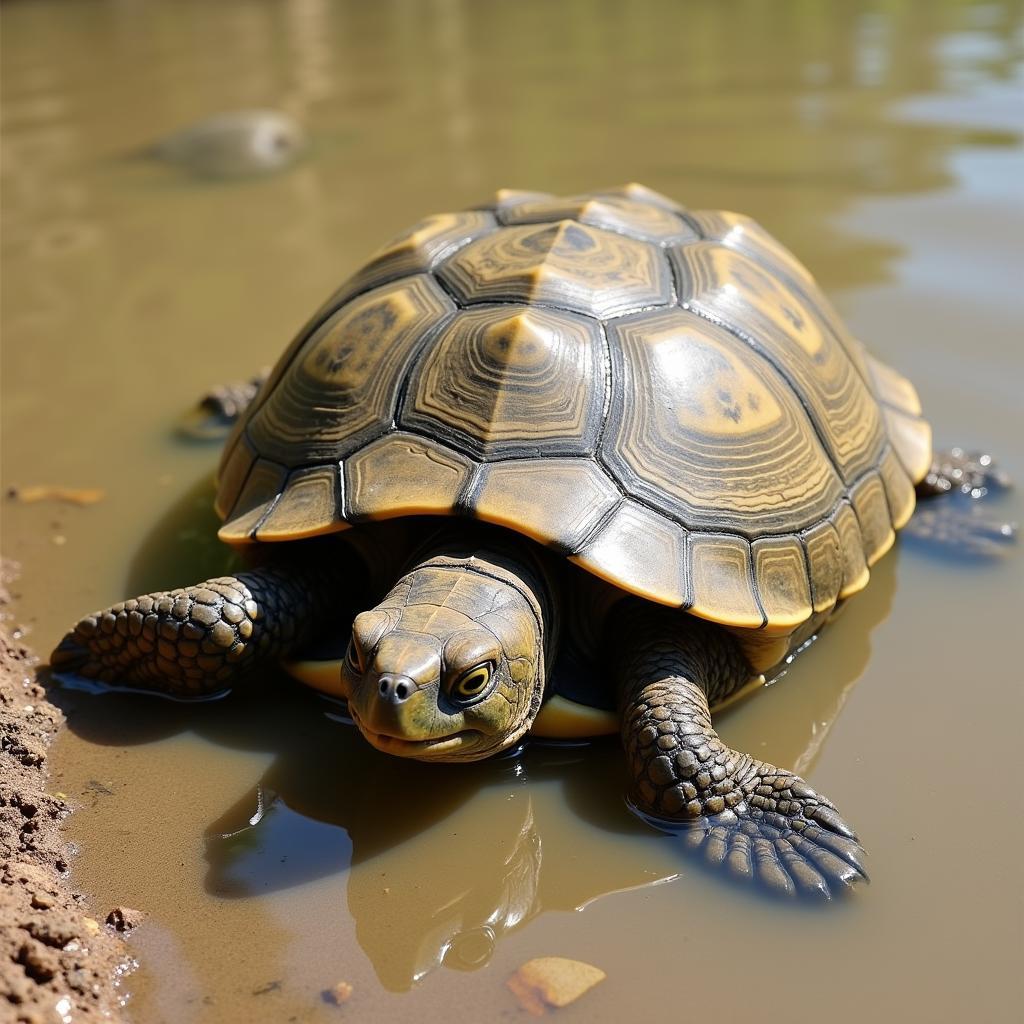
51 184 1008 899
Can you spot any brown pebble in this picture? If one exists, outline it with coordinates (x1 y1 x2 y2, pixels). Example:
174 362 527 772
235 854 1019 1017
324 980 353 1006
507 957 605 1016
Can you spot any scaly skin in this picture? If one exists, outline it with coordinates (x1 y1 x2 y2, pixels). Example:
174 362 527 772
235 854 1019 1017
611 600 867 899
51 563 342 696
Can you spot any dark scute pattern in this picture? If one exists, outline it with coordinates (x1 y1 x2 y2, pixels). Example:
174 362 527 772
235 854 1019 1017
218 187 918 630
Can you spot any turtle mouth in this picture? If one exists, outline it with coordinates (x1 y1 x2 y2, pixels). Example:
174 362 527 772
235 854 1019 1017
349 707 481 760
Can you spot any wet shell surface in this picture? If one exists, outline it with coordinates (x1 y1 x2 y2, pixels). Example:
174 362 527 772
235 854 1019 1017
215 185 932 635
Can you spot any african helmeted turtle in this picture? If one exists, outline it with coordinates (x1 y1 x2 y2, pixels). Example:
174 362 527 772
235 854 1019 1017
52 184 1006 899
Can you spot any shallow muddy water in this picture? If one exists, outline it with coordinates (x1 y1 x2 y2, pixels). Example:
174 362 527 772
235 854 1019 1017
2 1 1023 1021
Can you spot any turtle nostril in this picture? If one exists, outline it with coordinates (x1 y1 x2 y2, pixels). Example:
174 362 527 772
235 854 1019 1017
377 674 416 704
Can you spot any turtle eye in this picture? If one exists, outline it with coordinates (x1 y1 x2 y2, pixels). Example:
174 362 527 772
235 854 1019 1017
448 662 494 704
346 632 365 675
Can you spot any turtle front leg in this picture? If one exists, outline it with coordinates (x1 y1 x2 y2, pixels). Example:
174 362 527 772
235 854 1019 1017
51 562 341 697
611 602 866 899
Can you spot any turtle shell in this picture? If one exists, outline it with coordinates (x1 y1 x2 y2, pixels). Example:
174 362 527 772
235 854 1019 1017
215 185 932 636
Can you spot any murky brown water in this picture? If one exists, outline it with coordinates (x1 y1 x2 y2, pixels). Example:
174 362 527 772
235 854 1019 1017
3 0 1023 1021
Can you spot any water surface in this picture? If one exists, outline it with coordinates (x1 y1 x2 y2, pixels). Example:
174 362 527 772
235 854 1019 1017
2 1 1022 1021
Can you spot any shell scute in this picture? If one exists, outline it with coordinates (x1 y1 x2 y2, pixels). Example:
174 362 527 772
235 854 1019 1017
672 241 887 485
602 307 843 537
400 304 606 459
439 220 672 319
246 275 454 466
345 433 472 521
473 459 619 555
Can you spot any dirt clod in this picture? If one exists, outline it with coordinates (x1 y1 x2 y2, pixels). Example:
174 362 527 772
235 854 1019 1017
105 907 145 933
507 957 606 1016
0 560 134 1022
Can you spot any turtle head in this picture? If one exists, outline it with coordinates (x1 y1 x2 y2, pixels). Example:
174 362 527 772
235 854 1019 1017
344 551 549 762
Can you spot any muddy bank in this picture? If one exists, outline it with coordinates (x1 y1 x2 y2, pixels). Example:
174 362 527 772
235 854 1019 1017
0 562 135 1023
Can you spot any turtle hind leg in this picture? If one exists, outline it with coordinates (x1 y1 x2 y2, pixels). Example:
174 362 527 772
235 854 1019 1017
906 447 1016 557
50 563 339 698
917 447 1010 499
177 366 270 441
612 603 866 900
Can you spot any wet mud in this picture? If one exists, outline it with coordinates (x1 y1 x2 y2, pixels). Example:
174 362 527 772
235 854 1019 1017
0 563 135 1023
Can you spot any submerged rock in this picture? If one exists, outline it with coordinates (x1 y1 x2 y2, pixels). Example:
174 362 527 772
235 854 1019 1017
147 109 306 178
507 957 606 1015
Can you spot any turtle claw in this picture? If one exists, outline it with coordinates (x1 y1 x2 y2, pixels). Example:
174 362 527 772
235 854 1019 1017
671 781 868 900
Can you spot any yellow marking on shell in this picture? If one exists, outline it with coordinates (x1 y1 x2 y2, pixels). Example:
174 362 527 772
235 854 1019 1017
655 331 784 436
596 183 686 212
531 696 618 738
882 406 933 484
877 445 917 530
215 434 257 521
850 472 896 566
687 209 817 292
473 459 619 554
218 458 288 543
404 305 604 454
246 275 454 466
571 501 688 608
866 355 923 416
673 241 888 485
832 501 870 598
282 657 351 699
493 188 555 211
255 464 345 541
802 519 844 614
500 194 694 244
332 210 496 304
604 308 843 535
345 433 472 520
702 245 827 358
751 535 813 634
440 219 672 320
687 532 764 629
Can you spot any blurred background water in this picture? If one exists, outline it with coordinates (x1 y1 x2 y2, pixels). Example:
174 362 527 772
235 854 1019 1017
2 1 1022 1021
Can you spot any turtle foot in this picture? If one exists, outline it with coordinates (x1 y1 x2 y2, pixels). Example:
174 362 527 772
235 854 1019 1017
50 577 265 696
919 448 1011 500
639 763 867 900
177 367 269 441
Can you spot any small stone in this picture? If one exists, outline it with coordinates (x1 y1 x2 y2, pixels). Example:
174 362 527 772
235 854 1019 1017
30 891 54 909
324 980 353 1006
82 918 100 935
507 957 605 1016
106 906 145 932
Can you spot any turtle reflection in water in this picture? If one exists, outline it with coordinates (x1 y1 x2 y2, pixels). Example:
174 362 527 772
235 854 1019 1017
52 185 1012 899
